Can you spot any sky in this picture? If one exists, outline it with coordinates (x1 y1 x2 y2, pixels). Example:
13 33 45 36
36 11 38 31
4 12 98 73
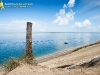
0 0 100 32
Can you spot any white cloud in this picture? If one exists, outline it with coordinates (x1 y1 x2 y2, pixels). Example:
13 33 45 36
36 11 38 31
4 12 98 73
53 10 75 25
59 9 65 15
74 22 82 28
82 19 91 26
53 0 76 25
67 0 75 8
39 27 47 32
55 9 65 17
74 19 91 28
80 0 100 13
98 26 100 29
0 20 47 32
91 15 100 20
63 4 67 8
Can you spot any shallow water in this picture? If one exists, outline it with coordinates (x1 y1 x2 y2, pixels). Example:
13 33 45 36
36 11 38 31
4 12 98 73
0 32 100 65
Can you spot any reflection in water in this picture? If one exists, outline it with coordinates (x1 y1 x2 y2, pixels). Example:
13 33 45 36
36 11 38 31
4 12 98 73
75 33 82 44
82 33 91 44
0 32 100 65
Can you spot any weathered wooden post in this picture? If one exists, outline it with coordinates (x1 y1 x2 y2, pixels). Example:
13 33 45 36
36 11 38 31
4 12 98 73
26 22 32 57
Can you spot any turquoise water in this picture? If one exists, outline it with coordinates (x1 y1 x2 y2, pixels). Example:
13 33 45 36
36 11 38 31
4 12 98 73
0 32 100 65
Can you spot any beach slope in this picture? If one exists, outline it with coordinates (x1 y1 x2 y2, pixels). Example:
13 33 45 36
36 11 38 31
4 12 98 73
2 42 100 75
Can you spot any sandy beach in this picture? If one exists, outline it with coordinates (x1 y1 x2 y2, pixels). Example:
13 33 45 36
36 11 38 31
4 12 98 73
38 41 100 68
0 67 5 75
0 41 100 75
36 40 100 63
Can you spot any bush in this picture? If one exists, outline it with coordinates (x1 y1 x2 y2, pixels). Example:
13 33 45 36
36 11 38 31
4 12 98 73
19 54 37 65
3 57 20 72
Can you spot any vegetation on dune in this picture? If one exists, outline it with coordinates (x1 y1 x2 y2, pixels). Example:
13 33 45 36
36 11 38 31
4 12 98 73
19 54 37 65
3 57 20 72
3 54 36 73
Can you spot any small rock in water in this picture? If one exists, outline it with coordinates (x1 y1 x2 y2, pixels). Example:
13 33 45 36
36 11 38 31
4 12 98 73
64 42 68 44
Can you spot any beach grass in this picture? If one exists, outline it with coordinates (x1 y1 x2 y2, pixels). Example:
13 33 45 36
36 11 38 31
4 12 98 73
3 54 36 73
19 54 37 65
3 57 20 72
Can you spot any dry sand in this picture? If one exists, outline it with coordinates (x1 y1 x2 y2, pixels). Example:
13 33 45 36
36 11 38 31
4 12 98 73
1 41 100 75
38 42 100 68
0 67 5 75
7 63 100 75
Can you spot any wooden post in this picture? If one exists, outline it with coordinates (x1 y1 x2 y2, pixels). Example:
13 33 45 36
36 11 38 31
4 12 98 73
26 22 32 57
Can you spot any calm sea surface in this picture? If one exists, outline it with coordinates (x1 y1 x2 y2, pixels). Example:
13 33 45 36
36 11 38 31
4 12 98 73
0 32 100 65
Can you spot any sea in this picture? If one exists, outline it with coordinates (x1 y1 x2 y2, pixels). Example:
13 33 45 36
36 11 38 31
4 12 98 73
0 32 100 65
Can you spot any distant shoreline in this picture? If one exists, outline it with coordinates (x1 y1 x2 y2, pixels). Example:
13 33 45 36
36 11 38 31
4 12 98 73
36 40 100 63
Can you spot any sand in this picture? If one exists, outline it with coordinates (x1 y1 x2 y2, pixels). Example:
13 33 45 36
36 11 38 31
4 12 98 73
36 41 100 63
7 63 100 75
0 67 5 75
0 41 100 75
38 42 100 68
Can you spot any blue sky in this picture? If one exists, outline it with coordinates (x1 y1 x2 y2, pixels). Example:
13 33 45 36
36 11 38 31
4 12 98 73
0 0 100 32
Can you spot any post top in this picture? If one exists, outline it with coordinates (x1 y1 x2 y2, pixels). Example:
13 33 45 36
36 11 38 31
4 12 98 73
27 22 32 24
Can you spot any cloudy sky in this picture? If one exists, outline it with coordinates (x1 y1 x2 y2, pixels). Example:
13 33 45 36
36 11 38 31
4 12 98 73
0 0 100 32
